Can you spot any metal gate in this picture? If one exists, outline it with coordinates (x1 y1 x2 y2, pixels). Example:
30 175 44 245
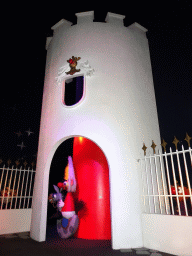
138 134 192 256
0 160 35 235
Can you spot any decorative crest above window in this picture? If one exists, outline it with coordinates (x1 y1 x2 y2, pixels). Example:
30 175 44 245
56 58 94 84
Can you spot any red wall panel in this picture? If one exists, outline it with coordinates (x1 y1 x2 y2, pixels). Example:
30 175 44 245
73 137 111 239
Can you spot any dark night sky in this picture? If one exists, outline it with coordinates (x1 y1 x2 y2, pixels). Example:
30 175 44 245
1 1 191 164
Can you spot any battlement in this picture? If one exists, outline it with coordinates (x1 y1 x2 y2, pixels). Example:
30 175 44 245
51 19 72 31
50 11 147 30
128 22 148 33
75 11 94 24
74 11 125 26
105 12 125 26
46 11 147 49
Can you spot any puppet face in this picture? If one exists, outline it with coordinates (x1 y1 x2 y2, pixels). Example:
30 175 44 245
63 179 74 190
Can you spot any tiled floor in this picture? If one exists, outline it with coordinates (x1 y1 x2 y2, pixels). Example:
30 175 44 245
0 232 176 256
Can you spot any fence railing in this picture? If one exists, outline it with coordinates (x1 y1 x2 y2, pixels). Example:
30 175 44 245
0 163 35 210
138 133 192 216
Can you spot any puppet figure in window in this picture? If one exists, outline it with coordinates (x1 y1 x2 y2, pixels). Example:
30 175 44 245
66 56 81 75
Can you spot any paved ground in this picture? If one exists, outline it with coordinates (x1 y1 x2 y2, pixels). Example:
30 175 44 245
0 231 176 256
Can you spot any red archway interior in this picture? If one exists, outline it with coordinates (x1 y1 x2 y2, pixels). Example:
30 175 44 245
73 137 111 240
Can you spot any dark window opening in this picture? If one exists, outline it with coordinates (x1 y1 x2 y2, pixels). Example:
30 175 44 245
64 76 84 106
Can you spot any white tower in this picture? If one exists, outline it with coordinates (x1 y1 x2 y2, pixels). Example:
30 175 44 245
31 11 161 250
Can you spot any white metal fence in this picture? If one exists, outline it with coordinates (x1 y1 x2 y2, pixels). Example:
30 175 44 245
0 162 35 210
138 134 192 216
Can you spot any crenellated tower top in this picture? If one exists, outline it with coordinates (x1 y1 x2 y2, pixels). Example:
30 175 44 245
49 10 147 29
46 11 147 50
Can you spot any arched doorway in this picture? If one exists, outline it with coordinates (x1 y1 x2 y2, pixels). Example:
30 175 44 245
46 136 111 241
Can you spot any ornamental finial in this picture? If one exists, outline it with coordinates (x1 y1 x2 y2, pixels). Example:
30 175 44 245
172 136 180 150
151 140 157 154
161 138 167 152
184 132 192 148
142 143 147 156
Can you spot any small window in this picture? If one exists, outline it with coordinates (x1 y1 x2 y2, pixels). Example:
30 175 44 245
64 76 84 106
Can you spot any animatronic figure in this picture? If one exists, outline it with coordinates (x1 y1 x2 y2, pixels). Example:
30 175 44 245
49 156 78 238
65 56 81 75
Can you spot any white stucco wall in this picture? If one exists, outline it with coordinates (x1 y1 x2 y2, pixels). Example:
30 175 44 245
142 214 192 256
30 11 161 250
0 209 32 235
